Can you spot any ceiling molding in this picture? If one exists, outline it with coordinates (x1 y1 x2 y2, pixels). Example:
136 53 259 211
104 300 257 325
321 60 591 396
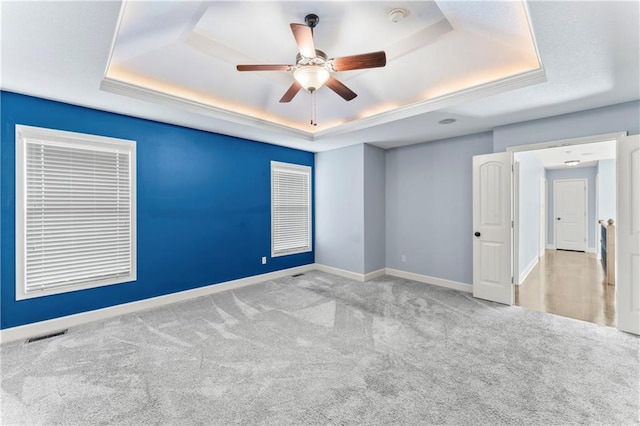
101 66 546 144
313 67 547 140
100 77 313 142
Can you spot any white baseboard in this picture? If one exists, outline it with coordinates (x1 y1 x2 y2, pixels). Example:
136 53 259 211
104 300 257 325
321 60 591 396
384 268 472 293
0 264 315 344
518 256 539 285
314 264 367 282
364 268 386 281
1 264 471 344
546 244 555 250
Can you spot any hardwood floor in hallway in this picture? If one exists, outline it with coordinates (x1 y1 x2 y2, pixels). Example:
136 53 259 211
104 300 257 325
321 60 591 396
515 249 615 327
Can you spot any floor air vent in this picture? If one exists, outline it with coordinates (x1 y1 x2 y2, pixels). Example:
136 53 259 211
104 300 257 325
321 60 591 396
26 329 68 343
291 273 305 277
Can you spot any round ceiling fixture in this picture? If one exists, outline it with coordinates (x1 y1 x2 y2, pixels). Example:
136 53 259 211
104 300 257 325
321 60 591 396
388 8 407 23
438 118 457 125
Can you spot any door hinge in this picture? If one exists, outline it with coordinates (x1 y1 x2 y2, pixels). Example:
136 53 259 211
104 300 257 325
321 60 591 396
512 220 514 228
511 276 514 283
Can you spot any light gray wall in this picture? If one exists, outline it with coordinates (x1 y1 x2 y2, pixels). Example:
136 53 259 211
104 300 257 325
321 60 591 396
386 132 493 284
493 101 639 152
314 100 638 284
597 159 616 223
546 167 598 249
514 151 545 277
363 144 386 274
315 144 364 273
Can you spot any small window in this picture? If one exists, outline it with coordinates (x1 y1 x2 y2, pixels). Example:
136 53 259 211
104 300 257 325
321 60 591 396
15 125 136 300
271 161 312 257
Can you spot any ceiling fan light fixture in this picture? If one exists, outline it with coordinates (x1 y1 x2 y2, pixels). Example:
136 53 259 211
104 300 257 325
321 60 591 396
564 160 580 167
294 66 330 92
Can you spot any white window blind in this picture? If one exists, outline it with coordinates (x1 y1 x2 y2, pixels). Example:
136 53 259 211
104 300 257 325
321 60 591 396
16 125 136 300
271 161 312 257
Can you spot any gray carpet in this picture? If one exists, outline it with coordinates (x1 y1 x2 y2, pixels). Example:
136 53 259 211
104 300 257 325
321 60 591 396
1 271 638 425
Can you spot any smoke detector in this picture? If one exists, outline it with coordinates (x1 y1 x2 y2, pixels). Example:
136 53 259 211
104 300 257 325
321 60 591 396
388 8 407 23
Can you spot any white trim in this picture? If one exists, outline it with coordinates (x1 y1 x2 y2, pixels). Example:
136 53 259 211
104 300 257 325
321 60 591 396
314 264 367 282
546 244 556 250
364 268 386 281
100 78 312 142
513 160 520 287
314 68 547 140
385 268 472 293
518 256 538 285
101 70 546 143
271 161 312 258
15 125 137 300
539 177 547 258
506 132 627 154
0 264 315 344
0 264 479 344
586 246 596 254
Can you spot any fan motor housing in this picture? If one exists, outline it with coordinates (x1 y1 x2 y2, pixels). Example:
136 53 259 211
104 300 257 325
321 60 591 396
296 50 327 65
304 14 319 28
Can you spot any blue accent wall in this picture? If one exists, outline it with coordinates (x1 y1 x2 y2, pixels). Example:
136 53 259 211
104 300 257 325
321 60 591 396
0 91 314 329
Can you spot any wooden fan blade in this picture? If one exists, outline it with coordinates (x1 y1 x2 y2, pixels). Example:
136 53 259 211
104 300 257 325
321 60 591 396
325 76 357 101
331 51 386 72
237 64 292 71
279 81 303 103
290 23 316 58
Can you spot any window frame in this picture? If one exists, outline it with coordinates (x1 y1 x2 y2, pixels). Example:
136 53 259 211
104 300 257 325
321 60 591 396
271 161 312 258
15 125 137 300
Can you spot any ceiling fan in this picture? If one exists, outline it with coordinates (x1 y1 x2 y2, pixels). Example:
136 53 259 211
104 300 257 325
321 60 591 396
236 14 386 103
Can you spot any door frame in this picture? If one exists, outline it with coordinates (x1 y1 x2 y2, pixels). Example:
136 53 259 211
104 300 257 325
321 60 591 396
505 131 625 289
553 178 588 252
539 177 546 257
507 131 624 254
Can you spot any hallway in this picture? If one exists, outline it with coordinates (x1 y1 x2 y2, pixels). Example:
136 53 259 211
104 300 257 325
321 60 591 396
515 249 615 327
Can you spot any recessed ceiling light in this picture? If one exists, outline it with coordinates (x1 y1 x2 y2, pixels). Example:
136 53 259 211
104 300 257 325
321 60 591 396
564 160 580 167
438 118 456 124
581 152 594 156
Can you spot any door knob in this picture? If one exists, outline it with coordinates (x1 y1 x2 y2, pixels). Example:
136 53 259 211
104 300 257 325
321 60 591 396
474 232 481 237
557 217 561 220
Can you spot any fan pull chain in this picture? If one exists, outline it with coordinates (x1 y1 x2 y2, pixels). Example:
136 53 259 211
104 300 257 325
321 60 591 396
310 91 318 126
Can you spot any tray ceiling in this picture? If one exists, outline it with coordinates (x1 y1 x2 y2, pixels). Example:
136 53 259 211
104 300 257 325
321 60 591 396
103 1 542 138
2 1 638 152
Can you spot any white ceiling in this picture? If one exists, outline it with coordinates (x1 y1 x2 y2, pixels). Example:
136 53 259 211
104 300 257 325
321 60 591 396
1 1 638 153
516 140 616 170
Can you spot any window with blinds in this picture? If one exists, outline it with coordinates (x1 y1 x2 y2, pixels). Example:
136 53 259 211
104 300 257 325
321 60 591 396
15 125 136 300
271 161 312 257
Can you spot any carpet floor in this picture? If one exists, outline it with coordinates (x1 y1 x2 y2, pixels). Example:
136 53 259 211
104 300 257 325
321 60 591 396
1 271 638 425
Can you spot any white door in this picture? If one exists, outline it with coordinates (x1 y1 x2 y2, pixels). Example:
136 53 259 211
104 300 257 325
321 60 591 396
473 152 513 305
554 179 587 251
617 134 640 335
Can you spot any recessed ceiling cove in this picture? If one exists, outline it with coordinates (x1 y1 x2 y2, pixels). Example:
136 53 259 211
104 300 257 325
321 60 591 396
102 1 543 139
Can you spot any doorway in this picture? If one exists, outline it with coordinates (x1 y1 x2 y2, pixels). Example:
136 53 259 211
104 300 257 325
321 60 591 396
511 135 617 327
